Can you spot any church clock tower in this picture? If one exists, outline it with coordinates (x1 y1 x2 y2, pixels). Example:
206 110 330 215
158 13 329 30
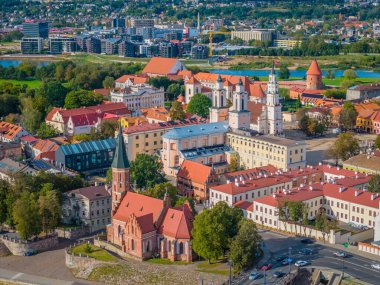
265 62 283 135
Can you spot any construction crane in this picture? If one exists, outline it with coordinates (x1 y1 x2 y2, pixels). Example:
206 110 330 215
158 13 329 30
207 31 232 57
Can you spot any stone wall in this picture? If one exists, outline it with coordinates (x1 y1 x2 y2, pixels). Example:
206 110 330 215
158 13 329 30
55 226 90 239
94 238 142 261
0 241 11 256
0 234 58 256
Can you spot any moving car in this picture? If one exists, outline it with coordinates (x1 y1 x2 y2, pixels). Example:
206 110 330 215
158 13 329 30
371 264 380 270
333 251 347 258
261 263 273 271
295 260 309 267
273 271 284 278
300 238 314 244
299 248 313 255
282 258 293 265
249 272 263 280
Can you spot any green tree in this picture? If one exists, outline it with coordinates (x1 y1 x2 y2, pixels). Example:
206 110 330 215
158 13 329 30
192 202 243 263
278 66 290 79
288 201 304 235
145 182 177 206
20 97 42 134
343 69 358 80
175 197 197 215
186 93 212 117
229 220 262 270
106 168 113 183
99 120 118 138
64 90 102 109
130 154 166 190
0 180 11 224
228 155 240 172
38 183 60 235
55 65 65 82
167 83 182 101
301 203 310 237
374 134 380 149
169 100 185 121
330 132 359 162
13 192 41 240
368 175 380 193
102 76 114 88
37 122 59 139
277 201 290 232
35 81 69 111
338 102 358 131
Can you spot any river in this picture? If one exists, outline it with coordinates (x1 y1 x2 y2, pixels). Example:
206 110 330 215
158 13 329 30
0 60 50 67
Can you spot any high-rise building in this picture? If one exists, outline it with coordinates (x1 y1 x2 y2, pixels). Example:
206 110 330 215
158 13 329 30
159 42 178 58
49 37 77 54
191 45 209 59
85 37 101 54
21 37 44 54
22 21 49 38
130 18 154 29
118 41 137 57
112 18 126 29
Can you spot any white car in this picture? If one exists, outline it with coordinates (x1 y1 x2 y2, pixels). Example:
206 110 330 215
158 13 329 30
295 260 308 267
371 263 380 270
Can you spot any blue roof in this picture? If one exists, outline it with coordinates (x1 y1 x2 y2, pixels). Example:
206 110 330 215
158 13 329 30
59 138 116 156
162 121 228 140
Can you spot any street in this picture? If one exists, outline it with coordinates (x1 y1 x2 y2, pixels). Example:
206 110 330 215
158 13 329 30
239 230 380 285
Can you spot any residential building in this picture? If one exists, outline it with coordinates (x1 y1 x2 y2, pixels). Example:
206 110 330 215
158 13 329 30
0 122 31 143
191 45 209 59
161 121 229 176
112 18 126 29
343 154 380 174
102 38 121 55
110 84 165 111
21 37 44 54
22 20 49 38
226 131 307 171
141 107 171 124
118 41 137 57
114 75 148 89
274 39 303 48
159 42 179 58
346 84 380 101
61 185 111 232
0 158 36 182
0 142 22 160
107 124 194 262
129 18 154 29
55 138 116 173
29 139 59 159
142 57 186 77
122 118 205 161
210 174 292 207
49 37 77 54
85 37 101 54
177 160 218 202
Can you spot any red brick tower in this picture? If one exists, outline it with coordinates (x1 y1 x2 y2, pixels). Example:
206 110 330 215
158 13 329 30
306 59 323 90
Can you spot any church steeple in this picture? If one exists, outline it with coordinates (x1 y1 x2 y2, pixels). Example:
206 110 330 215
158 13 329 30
111 122 130 213
112 122 130 169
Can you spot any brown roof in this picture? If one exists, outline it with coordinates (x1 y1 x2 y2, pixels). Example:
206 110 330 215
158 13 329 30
159 204 193 239
67 185 110 200
142 57 182 76
177 160 214 184
249 84 266 98
247 101 265 123
344 154 380 172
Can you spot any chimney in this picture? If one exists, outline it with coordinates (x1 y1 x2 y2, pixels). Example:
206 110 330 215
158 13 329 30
355 190 360 197
309 186 313 191
272 193 276 198
339 187 345 193
227 179 230 184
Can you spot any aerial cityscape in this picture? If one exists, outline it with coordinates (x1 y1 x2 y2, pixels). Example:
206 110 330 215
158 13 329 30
1 0 380 285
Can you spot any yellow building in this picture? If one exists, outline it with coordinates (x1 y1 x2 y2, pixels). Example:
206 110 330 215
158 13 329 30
226 130 306 171
274 39 303 48
119 116 147 128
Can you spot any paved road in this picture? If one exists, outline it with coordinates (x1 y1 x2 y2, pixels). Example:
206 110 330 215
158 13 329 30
240 230 380 285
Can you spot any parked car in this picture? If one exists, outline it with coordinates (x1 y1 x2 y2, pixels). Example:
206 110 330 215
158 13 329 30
273 271 284 278
371 264 380 270
300 238 314 244
261 263 273 271
333 251 347 258
299 248 313 255
295 260 309 267
249 272 263 280
282 258 293 265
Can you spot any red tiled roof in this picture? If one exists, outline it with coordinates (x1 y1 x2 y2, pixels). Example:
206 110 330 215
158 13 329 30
307 59 322 76
20 136 38 143
94 88 111 97
159 204 193 239
211 175 291 196
178 160 214 184
233 200 253 212
194 73 252 94
142 57 183 75
247 101 265 123
32 139 58 153
249 84 266 98
224 165 278 180
113 192 164 233
187 76 201 85
0 122 25 140
115 74 148 84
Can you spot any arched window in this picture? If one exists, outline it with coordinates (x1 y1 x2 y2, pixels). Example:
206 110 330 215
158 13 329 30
168 240 171 251
146 240 150 252
179 242 184 254
131 239 135 251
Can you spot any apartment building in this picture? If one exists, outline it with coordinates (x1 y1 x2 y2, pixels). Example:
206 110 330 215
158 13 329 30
123 118 205 161
231 29 278 42
61 185 111 232
226 131 306 171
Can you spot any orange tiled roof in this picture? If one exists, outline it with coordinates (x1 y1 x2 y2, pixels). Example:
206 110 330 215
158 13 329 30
32 139 58 153
306 59 322 76
177 160 214 184
115 74 148 84
187 76 201 85
249 84 266 98
142 107 170 122
0 121 25 140
159 204 193 239
142 57 182 76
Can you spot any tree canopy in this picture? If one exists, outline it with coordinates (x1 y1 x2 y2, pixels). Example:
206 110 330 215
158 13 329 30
169 100 185 121
186 93 212 117
330 132 359 162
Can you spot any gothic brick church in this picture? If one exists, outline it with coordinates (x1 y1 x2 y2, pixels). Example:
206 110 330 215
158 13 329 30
106 124 194 262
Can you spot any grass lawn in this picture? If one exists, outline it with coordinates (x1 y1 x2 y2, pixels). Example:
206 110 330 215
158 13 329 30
196 261 236 276
0 78 42 88
146 258 190 265
323 77 380 87
71 243 117 262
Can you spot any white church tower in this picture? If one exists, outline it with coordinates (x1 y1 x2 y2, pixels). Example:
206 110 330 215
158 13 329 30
210 75 229 123
228 78 250 130
265 62 283 135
